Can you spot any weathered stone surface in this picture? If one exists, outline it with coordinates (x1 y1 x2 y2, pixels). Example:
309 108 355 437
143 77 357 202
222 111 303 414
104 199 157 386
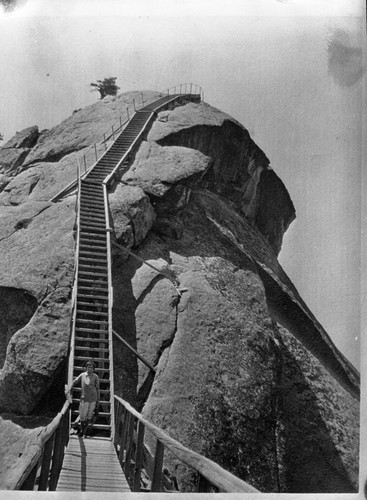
0 287 38 368
2 126 39 149
0 92 359 493
0 147 88 205
0 148 30 175
147 102 295 255
122 141 211 197
273 324 359 493
24 91 161 166
109 184 156 248
111 190 358 492
0 199 75 412
0 415 51 485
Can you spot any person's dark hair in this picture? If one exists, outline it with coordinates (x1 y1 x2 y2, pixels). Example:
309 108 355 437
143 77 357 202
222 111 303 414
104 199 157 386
84 361 96 369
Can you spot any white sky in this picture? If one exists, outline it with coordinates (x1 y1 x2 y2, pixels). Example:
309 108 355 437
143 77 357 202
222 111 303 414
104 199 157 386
0 0 365 369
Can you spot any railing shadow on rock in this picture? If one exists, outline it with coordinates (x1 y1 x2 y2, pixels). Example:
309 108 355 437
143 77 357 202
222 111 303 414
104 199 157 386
113 395 259 494
50 83 203 203
2 400 71 491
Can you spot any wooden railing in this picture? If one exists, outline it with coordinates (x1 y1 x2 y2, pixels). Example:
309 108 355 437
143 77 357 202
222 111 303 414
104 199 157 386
2 400 70 491
50 84 203 203
103 182 115 438
113 396 259 494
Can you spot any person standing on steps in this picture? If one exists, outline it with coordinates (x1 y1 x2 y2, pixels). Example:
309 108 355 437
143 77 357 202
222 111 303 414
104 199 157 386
66 361 100 438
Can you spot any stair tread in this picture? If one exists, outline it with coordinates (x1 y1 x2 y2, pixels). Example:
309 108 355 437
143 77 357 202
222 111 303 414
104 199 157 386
75 336 109 342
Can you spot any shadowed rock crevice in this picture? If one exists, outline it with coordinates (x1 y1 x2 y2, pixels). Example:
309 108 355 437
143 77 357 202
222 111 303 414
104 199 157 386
274 327 358 492
0 287 38 368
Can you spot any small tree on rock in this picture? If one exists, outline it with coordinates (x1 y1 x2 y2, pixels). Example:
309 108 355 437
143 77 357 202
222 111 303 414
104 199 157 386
90 77 120 99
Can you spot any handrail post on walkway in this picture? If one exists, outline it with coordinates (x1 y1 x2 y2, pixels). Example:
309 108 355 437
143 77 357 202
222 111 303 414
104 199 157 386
133 420 145 491
151 439 164 492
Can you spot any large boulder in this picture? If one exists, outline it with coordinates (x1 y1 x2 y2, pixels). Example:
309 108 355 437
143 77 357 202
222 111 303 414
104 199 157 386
0 93 359 493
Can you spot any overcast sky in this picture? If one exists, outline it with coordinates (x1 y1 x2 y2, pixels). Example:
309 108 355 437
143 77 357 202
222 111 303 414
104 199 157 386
0 0 365 369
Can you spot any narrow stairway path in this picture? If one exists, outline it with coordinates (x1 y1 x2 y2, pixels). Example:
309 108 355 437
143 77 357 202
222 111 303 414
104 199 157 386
58 93 197 492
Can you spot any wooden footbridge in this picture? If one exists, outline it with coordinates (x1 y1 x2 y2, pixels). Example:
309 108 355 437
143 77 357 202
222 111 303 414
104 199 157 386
4 85 258 495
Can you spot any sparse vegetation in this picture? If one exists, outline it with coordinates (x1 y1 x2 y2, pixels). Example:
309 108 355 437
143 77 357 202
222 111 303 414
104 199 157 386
90 77 120 99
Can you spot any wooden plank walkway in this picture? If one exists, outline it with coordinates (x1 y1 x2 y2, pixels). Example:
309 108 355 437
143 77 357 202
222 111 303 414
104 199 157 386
56 435 130 492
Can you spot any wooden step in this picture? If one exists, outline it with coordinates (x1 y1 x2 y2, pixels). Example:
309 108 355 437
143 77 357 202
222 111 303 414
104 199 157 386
75 354 110 362
79 264 108 273
77 281 108 290
77 293 108 301
77 310 108 318
78 269 107 281
79 227 106 235
73 366 111 373
79 235 106 243
76 317 108 324
75 345 109 352
75 336 109 343
79 257 107 264
79 248 107 255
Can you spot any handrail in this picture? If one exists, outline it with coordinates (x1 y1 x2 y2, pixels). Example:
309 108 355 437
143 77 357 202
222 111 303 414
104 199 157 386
114 395 259 493
113 329 156 373
2 400 70 491
103 182 115 438
67 161 82 389
50 83 203 203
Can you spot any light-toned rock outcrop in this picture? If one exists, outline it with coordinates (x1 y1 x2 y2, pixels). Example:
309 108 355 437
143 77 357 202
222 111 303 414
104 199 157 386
0 91 359 493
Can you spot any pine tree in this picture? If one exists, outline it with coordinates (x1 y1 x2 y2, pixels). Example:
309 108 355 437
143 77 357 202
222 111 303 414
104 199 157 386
90 77 120 99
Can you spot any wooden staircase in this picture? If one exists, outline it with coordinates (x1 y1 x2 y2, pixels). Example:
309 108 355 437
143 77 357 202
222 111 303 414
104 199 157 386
69 94 198 437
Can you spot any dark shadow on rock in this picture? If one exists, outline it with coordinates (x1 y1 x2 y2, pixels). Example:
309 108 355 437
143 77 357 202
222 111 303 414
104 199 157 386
0 287 38 368
275 332 358 493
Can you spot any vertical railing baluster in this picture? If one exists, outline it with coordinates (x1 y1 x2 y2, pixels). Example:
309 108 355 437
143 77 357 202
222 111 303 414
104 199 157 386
20 461 39 491
151 440 164 492
112 125 115 140
38 434 55 490
83 155 87 173
94 143 97 161
119 410 130 464
133 421 145 491
48 416 66 491
124 415 135 483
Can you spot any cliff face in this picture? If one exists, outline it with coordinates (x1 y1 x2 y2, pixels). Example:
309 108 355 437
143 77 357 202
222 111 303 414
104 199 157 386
0 92 359 492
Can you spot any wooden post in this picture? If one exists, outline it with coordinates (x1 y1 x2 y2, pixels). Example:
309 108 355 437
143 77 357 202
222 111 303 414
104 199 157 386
119 410 130 464
133 420 145 491
112 125 115 140
38 434 55 490
124 415 136 483
151 439 164 492
48 419 65 491
114 401 122 448
133 99 136 111
20 461 38 491
94 143 97 161
83 155 87 173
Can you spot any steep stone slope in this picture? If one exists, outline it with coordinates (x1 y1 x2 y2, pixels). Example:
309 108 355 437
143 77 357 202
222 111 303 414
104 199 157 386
0 91 359 492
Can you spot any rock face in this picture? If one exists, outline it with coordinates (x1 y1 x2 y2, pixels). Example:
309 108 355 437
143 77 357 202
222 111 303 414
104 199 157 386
0 92 359 493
